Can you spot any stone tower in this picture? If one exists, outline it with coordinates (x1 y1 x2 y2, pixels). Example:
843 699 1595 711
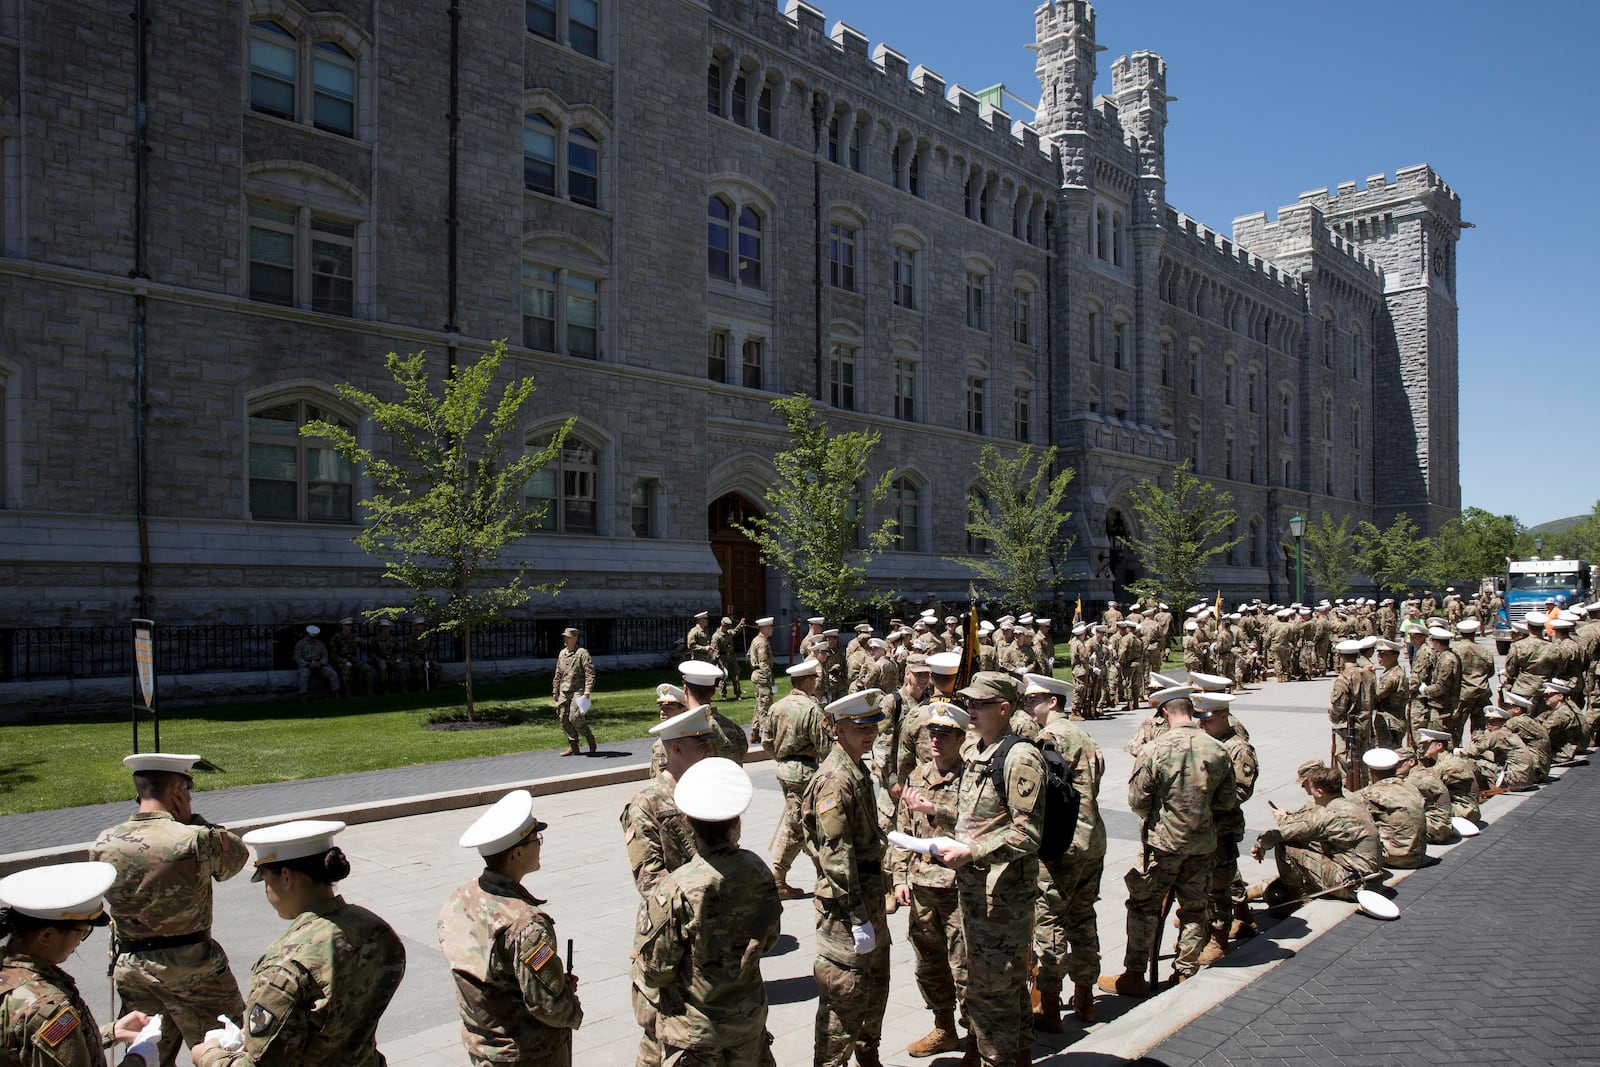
1033 0 1098 187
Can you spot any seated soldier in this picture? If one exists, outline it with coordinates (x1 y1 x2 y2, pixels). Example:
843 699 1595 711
1460 706 1539 791
1394 746 1454 844
1356 749 1427 869
1537 681 1587 763
1247 765 1382 907
1415 728 1482 820
1500 693 1552 781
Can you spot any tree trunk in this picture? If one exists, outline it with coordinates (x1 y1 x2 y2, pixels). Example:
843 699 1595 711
462 618 475 720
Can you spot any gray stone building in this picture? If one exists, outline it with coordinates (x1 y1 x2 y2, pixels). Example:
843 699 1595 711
0 0 1461 640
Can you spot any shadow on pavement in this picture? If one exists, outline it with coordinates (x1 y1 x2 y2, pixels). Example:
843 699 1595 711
765 973 817 1005
763 933 800 958
585 750 634 759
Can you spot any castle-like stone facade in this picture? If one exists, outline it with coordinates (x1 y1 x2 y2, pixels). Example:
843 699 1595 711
0 0 1462 630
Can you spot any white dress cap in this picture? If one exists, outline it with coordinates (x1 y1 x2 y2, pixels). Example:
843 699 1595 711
0 861 117 923
1455 619 1480 633
807 616 826 626
1335 640 1364 655
694 610 709 619
1503 692 1532 709
1023 672 1072 698
1036 618 1051 625
243 819 346 875
650 705 716 741
1362 748 1400 771
458 790 546 856
1484 704 1509 718
979 620 995 635
1427 626 1453 641
678 661 725 687
1152 685 1196 707
926 651 961 676
1190 672 1232 691
786 659 821 678
1415 728 1452 743
1150 669 1189 688
305 625 321 635
674 757 753 822
925 701 970 731
1358 636 1379 650
755 617 775 627
655 683 688 705
1191 692 1236 714
825 689 885 724
123 752 202 775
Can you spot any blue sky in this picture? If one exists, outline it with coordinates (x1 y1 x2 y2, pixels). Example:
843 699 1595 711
819 0 1596 527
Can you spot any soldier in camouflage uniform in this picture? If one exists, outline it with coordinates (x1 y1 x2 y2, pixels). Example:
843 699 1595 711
802 691 891 1067
292 625 339 699
1537 681 1587 763
891 701 968 1056
553 628 597 756
636 759 781 1066
747 618 776 744
1356 750 1427 869
1415 728 1481 820
1410 627 1461 739
679 663 748 765
1500 694 1552 781
1460 706 1539 790
1248 765 1382 904
1450 621 1495 744
1394 746 1454 845
1327 641 1374 783
1 861 158 1067
1194 694 1257 962
1370 639 1410 749
767 661 830 900
625 706 715 1067
90 753 247 1067
328 619 371 697
1020 674 1104 1029
711 618 742 701
913 672 1044 1066
195 820 405 1067
685 612 713 663
438 791 582 1066
1100 690 1236 997
369 621 403 694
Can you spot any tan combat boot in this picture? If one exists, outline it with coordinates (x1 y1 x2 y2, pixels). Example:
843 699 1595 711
1031 988 1063 1033
1096 971 1151 997
773 866 805 900
1071 981 1096 1022
1195 924 1229 965
559 740 579 756
906 1009 959 1057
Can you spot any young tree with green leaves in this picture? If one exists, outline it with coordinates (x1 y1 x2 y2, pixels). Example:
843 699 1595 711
1354 513 1430 596
952 444 1076 610
1426 507 1524 587
1120 462 1243 610
304 342 571 719
736 394 897 622
1301 512 1359 600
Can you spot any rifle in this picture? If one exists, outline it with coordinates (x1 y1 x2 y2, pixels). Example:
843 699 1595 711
1149 888 1176 989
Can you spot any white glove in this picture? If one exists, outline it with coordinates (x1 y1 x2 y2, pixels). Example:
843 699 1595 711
203 1015 244 1051
850 922 876 954
125 1014 163 1064
1418 684 1430 696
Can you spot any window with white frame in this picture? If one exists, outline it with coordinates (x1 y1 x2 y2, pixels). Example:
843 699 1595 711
248 398 353 523
741 337 763 389
707 329 728 382
522 264 600 360
829 223 857 290
1014 388 1031 442
526 0 599 59
706 194 765 289
526 434 599 534
1013 288 1032 345
829 343 857 410
524 113 600 208
965 271 985 330
892 477 920 551
1160 338 1172 385
631 477 657 538
893 358 916 422
966 377 985 435
248 201 356 316
893 246 917 309
249 21 359 138
1112 320 1127 369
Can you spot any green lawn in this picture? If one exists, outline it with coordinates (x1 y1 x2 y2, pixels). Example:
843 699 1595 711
0 670 730 817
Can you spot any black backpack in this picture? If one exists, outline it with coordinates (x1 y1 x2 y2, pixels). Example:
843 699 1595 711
988 733 1080 863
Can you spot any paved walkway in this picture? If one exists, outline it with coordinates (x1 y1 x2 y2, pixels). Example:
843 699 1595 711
1140 758 1600 1067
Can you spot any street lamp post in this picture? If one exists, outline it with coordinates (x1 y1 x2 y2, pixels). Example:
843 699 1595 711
1289 514 1306 605
1534 535 1544 556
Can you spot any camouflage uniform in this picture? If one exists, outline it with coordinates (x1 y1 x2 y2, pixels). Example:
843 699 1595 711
892 757 966 1022
1404 764 1455 844
747 632 774 741
711 628 741 700
0 954 112 1067
293 634 339 696
328 627 371 695
1461 726 1539 790
551 643 596 751
801 745 890 1067
1412 646 1461 738
1254 795 1382 897
635 842 782 1066
1371 663 1409 749
621 773 698 1067
437 871 583 1066
1121 628 1148 708
194 896 405 1067
369 630 403 693
1426 750 1481 820
91 810 248 1066
1503 636 1557 711
1123 725 1237 980
1504 715 1552 781
1033 720 1106 994
1538 701 1586 763
953 732 1045 1065
1357 777 1427 868
685 622 713 663
1451 637 1495 742
768 687 831 883
1208 725 1258 939
648 708 748 779
1327 663 1373 780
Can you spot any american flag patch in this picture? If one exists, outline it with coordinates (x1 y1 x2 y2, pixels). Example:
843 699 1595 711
523 941 555 972
817 795 838 815
38 1006 80 1047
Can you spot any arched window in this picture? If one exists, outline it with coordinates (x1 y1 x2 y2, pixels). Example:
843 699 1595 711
249 397 353 523
526 433 599 534
966 489 990 554
524 112 601 207
1321 311 1336 367
1280 391 1293 436
707 196 731 278
907 149 921 197
1350 329 1364 380
892 477 921 551
248 21 360 138
523 115 558 196
567 128 598 207
737 206 763 287
707 60 722 115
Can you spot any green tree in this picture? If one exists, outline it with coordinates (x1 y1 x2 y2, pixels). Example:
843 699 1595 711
1355 513 1430 596
736 394 897 621
1426 507 1524 587
1120 462 1243 610
1301 512 1359 600
952 444 1076 610
1523 500 1600 562
304 343 570 719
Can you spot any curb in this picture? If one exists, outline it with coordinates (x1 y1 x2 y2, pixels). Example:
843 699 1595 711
0 749 772 878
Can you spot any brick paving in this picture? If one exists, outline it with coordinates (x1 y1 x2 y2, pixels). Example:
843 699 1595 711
1144 762 1600 1067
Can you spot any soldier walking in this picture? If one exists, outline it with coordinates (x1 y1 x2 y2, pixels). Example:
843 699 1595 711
552 627 596 756
748 617 776 743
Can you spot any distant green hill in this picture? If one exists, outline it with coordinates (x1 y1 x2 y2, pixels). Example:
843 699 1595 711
1529 515 1588 534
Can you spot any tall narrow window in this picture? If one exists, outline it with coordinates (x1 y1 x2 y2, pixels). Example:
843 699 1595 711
249 399 353 523
827 115 839 162
706 329 728 382
311 43 355 135
526 0 558 40
1087 311 1099 362
247 203 295 306
966 490 990 554
741 337 763 389
1013 290 1031 345
1323 396 1333 441
1322 313 1335 367
249 22 297 119
523 115 558 196
965 272 985 330
567 128 598 207
1095 207 1108 260
1249 519 1262 566
1351 331 1364 380
1281 392 1292 436
892 478 920 551
964 176 975 219
893 247 916 309
309 217 354 316
1111 211 1124 266
756 83 773 135
706 197 731 279
1248 443 1259 484
730 72 747 126
907 150 920 196
966 378 985 435
1224 437 1234 479
737 207 762 287
829 344 856 410
894 359 916 422
565 275 598 359
706 61 722 115
568 0 598 57
1112 321 1126 369
1247 370 1258 412
829 224 856 290
631 478 655 538
1189 350 1199 395
847 124 860 171
522 268 557 350
1014 389 1030 442
891 143 903 191
1223 364 1234 406
1161 339 1171 385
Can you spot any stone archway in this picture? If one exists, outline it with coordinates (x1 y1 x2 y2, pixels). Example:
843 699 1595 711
1104 505 1144 604
708 493 767 621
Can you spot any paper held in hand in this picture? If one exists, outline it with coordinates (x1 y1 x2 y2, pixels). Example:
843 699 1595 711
887 831 963 858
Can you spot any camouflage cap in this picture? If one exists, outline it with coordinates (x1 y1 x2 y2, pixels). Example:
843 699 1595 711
958 671 1020 705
